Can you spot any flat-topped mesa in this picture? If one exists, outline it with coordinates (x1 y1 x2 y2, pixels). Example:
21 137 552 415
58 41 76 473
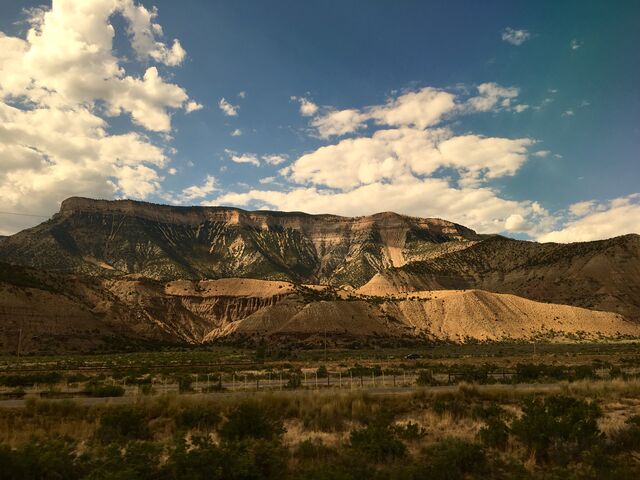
0 196 484 285
57 196 479 240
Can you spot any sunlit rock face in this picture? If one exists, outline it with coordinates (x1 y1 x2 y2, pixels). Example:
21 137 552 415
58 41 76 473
0 197 480 287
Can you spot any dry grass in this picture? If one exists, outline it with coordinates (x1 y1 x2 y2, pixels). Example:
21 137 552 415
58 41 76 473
3 378 640 449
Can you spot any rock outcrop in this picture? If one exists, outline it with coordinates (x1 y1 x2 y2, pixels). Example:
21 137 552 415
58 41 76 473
0 197 479 286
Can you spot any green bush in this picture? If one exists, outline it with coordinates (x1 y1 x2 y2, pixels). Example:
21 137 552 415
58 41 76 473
349 417 407 462
0 436 79 480
432 395 471 419
609 415 640 453
293 439 338 463
478 417 510 449
85 384 125 397
218 402 285 442
94 407 151 444
0 372 62 387
287 374 302 389
82 440 162 480
162 435 287 480
177 376 193 393
418 438 487 480
511 395 603 464
176 405 221 430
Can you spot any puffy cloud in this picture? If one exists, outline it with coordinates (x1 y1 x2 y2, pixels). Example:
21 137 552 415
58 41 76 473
238 91 246 99
263 154 288 165
309 87 456 138
570 39 582 50
119 0 186 65
0 0 194 234
311 108 367 138
538 195 640 243
231 128 242 137
466 83 519 112
501 27 531 46
218 97 239 116
569 200 596 217
291 96 319 116
259 176 276 185
0 1 193 132
185 101 203 113
368 88 456 129
308 85 517 139
225 149 259 167
174 175 217 202
288 128 532 189
504 214 529 232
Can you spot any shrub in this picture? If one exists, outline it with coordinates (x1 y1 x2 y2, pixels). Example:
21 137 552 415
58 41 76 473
287 374 302 389
85 384 125 397
419 438 487 480
432 395 471 420
163 435 287 480
416 370 437 386
175 375 193 393
349 416 407 462
393 421 427 441
0 436 79 480
293 439 338 463
94 407 151 444
472 402 506 421
218 402 285 442
511 395 603 464
609 415 640 453
176 405 221 430
82 440 162 480
0 372 62 387
478 417 510 449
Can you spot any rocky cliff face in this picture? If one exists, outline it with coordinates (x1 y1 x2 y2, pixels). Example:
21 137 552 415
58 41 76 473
0 197 480 286
1 197 639 352
360 234 640 321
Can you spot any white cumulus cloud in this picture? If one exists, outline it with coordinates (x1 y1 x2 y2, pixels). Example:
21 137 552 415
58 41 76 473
218 97 239 116
501 27 531 46
0 0 196 234
538 195 640 242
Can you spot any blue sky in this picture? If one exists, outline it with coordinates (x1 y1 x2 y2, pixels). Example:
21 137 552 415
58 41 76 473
0 0 639 241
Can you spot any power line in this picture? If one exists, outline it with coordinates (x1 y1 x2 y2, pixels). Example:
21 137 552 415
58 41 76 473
0 211 50 218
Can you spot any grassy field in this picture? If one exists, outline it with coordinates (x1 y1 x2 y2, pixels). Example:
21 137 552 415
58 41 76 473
2 343 640 478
